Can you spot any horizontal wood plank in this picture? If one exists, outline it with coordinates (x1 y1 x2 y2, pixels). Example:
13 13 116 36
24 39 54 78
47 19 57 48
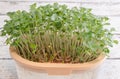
0 2 120 16
0 36 6 46
0 59 120 79
0 15 9 28
0 60 17 79
0 46 11 58
0 0 111 3
107 16 120 34
97 59 120 79
108 35 120 58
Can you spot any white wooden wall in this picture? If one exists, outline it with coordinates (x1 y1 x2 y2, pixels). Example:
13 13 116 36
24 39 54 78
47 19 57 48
0 0 120 79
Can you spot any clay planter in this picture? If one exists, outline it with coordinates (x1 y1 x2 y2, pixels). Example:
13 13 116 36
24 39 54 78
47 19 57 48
10 48 106 79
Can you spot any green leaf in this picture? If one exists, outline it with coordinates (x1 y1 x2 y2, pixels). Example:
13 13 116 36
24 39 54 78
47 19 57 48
30 3 37 10
30 43 36 49
0 3 117 63
103 48 110 53
113 40 119 44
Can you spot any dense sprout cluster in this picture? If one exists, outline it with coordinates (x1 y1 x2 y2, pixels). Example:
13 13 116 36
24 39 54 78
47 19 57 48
1 3 118 63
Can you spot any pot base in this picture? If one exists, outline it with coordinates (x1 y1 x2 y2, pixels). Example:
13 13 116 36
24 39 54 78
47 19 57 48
16 63 101 79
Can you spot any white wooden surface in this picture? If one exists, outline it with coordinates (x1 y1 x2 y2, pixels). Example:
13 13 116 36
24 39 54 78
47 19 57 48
0 0 120 79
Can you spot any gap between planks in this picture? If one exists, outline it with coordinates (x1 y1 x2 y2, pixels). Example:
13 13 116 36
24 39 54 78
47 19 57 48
1 0 120 3
0 1 120 5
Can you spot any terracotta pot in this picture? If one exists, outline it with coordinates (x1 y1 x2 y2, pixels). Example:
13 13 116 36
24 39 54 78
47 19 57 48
10 47 106 76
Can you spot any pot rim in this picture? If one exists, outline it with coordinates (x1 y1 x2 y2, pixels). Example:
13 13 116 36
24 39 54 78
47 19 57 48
9 47 106 75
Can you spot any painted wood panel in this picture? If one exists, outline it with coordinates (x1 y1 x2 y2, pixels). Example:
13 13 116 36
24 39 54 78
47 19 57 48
109 35 120 58
0 60 17 79
0 2 120 16
0 59 120 79
0 0 111 3
97 60 120 79
0 46 10 58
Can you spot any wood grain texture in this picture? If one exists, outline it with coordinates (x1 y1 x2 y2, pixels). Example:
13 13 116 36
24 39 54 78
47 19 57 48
0 0 111 3
0 59 120 79
0 46 10 58
109 35 120 58
0 36 6 46
0 16 8 27
0 2 120 16
108 17 120 34
97 60 120 79
0 60 17 79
